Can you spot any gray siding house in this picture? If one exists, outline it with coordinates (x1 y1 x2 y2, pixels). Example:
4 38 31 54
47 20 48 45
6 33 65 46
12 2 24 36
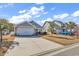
15 21 42 36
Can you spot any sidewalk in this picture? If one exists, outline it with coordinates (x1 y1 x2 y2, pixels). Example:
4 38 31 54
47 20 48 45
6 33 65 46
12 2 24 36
43 43 79 56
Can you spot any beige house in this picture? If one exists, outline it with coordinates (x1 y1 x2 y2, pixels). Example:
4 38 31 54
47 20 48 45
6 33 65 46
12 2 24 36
42 21 53 34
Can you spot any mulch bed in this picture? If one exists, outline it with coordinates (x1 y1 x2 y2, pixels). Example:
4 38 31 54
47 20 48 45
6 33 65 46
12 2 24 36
0 35 15 56
0 41 13 56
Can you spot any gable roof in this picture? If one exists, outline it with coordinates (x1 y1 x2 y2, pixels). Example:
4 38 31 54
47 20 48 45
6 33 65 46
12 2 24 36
30 21 42 29
43 21 53 27
15 21 34 28
43 20 65 27
15 21 42 29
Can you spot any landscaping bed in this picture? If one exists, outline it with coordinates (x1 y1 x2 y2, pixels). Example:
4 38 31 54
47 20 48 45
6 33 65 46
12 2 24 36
42 34 79 45
0 35 15 56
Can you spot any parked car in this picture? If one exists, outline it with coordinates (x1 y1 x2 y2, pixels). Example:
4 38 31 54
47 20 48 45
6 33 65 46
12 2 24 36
74 32 79 36
59 31 72 35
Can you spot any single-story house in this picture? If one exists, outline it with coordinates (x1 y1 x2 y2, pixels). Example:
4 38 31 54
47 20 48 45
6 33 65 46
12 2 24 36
14 21 42 36
71 24 79 32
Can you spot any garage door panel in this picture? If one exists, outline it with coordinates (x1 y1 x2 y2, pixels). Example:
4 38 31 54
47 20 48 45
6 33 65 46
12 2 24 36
16 27 35 35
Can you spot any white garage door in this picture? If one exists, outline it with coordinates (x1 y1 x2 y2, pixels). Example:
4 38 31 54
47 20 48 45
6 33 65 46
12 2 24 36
16 27 35 35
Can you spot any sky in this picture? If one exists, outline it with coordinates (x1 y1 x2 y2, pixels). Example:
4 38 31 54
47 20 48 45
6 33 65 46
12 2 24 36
0 3 79 25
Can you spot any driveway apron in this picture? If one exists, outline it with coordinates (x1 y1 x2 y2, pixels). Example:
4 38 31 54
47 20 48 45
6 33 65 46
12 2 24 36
5 37 63 56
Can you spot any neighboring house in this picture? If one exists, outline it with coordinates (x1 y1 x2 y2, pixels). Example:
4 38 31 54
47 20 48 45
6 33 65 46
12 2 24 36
42 20 67 34
42 21 53 34
14 21 42 36
52 20 66 34
73 24 79 32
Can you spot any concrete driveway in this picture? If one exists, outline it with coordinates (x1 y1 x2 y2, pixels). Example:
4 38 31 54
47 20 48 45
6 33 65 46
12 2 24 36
5 36 63 56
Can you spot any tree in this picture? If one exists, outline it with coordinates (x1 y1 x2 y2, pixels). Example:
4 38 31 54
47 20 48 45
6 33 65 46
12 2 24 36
47 22 61 34
0 18 14 43
47 24 53 34
0 24 6 43
66 21 76 32
0 18 14 32
51 23 59 33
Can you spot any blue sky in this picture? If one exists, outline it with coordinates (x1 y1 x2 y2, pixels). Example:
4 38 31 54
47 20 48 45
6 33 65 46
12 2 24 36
0 3 79 25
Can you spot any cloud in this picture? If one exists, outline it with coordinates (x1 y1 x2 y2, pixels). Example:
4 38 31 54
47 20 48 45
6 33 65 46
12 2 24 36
9 5 45 24
4 4 14 7
19 6 45 15
19 10 26 14
53 13 69 19
35 15 41 17
28 6 45 15
42 18 53 23
9 14 32 24
0 3 15 8
32 18 53 26
72 10 79 17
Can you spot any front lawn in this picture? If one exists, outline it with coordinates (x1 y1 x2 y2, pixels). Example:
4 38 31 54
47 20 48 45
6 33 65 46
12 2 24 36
42 34 79 45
